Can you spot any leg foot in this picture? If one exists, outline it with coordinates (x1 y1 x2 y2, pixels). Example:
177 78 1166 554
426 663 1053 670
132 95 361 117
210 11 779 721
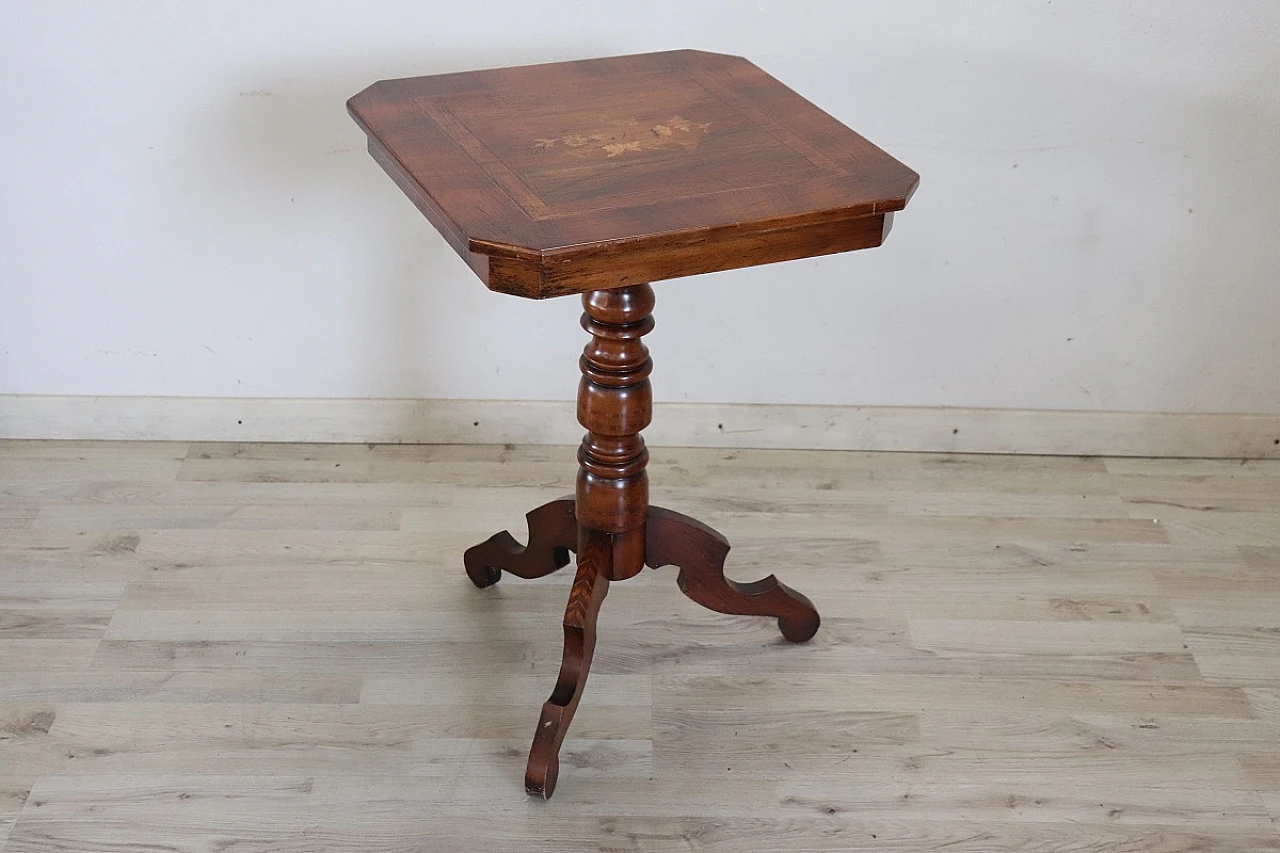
645 506 820 642
463 497 576 587
525 529 612 798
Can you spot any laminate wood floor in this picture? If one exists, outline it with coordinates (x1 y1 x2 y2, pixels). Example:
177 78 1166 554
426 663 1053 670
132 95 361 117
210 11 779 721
1 440 1278 852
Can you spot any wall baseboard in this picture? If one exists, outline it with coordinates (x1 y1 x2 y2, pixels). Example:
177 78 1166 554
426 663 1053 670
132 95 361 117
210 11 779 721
1 395 1278 458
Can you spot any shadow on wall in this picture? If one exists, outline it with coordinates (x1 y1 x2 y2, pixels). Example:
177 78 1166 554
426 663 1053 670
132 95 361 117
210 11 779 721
174 44 1279 415
825 46 1280 412
174 45 595 430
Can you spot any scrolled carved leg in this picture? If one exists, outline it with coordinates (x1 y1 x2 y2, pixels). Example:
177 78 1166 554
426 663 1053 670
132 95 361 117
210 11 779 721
645 506 820 643
525 529 612 798
464 281 822 798
463 497 577 588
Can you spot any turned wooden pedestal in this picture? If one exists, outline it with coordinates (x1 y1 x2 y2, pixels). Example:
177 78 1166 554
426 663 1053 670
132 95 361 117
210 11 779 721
462 283 820 796
348 50 917 798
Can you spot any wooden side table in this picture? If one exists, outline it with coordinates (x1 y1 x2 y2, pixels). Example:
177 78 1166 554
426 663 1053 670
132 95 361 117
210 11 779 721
348 50 918 798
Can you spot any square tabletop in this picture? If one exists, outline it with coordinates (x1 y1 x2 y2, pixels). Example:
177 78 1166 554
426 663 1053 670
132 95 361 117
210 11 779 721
348 50 918 298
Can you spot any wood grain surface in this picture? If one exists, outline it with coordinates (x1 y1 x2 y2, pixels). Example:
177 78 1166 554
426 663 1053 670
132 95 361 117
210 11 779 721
347 50 918 297
2 439 1279 850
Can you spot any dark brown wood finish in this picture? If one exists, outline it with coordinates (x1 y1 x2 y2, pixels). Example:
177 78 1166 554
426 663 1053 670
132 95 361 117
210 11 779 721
575 284 653 582
646 506 820 643
466 494 821 799
348 50 918 298
525 529 611 798
462 281 823 797
351 50 916 799
463 497 575 587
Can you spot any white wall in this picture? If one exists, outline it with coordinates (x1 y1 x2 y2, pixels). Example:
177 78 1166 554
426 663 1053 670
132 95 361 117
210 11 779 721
2 1 1278 413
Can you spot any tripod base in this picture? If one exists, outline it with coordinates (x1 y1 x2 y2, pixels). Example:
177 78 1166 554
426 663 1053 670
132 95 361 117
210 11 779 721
463 498 820 798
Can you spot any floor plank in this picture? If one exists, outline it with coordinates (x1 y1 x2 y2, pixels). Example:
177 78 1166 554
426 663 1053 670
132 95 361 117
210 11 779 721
2 439 1279 851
